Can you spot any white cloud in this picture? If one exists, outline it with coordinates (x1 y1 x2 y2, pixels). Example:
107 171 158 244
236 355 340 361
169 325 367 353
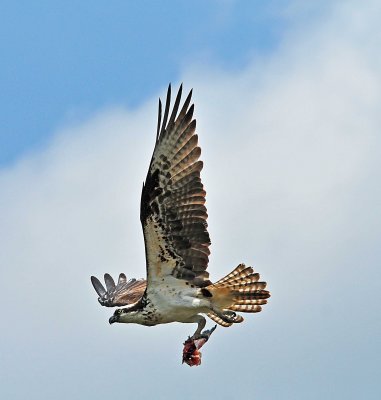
1 1 380 399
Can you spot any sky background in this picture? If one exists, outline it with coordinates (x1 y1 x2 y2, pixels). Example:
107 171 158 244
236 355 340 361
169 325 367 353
1 1 380 399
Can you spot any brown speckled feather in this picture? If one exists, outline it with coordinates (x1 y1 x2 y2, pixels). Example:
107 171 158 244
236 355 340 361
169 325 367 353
207 312 233 327
141 84 211 287
208 263 271 323
91 273 146 307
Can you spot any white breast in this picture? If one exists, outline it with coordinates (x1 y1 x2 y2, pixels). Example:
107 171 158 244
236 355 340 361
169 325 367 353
146 276 210 324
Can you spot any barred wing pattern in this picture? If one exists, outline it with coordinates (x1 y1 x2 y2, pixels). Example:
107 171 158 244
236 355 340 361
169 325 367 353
141 85 211 288
91 273 146 307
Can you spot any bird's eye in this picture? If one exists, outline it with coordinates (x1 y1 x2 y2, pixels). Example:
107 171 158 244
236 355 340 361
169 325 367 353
116 309 122 315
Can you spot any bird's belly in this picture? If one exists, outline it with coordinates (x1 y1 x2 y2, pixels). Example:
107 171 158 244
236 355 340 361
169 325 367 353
145 285 210 324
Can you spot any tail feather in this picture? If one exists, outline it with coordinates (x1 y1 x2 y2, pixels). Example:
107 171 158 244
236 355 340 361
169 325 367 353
207 310 244 327
207 312 233 327
217 274 260 288
230 304 262 313
207 263 270 327
234 298 268 305
229 282 267 292
214 264 253 285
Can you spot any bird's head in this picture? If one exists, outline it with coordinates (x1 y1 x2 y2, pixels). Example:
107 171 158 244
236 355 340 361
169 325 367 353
109 307 140 324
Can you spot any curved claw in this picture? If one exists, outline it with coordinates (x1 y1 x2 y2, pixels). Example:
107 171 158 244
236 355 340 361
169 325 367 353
182 325 217 367
192 324 217 341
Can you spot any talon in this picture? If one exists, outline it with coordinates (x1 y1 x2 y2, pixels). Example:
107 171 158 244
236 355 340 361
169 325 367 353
182 325 217 367
191 324 217 341
191 333 208 341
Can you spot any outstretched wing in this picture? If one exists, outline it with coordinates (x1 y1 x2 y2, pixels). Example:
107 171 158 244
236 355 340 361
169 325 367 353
91 273 146 307
141 84 211 288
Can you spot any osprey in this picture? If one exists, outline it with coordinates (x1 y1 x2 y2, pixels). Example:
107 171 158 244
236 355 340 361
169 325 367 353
91 84 270 365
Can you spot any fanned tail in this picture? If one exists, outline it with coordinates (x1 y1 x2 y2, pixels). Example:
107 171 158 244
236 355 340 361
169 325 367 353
207 263 270 327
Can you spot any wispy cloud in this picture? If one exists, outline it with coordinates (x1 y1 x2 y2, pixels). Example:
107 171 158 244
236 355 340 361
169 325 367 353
1 1 380 399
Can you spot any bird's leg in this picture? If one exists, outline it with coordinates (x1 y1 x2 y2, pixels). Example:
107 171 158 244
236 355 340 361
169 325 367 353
211 308 238 323
182 316 217 366
187 314 207 339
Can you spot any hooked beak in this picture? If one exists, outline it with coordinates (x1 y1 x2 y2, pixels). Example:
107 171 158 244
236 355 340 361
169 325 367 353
109 315 118 324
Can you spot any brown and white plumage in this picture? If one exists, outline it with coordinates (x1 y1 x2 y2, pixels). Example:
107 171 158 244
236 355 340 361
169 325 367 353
141 84 211 289
91 84 270 347
91 274 146 307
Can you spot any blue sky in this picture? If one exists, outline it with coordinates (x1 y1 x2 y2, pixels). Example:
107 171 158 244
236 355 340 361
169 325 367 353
1 1 381 399
1 1 292 166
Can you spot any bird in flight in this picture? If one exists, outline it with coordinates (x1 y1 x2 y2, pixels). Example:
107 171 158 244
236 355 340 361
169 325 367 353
91 84 270 366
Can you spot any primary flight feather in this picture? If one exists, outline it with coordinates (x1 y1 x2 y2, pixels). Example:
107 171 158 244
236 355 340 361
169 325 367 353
91 84 270 365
